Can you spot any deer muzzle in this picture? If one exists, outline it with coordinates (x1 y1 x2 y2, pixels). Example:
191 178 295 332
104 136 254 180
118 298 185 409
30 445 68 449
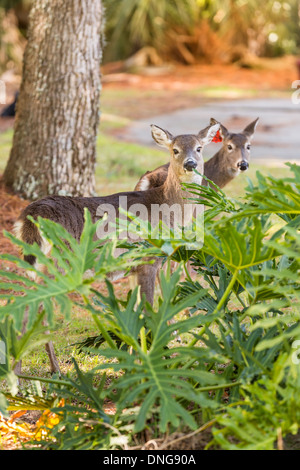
184 159 197 172
238 160 249 171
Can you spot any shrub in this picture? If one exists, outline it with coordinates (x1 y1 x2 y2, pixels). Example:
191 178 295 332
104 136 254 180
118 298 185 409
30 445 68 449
0 163 299 449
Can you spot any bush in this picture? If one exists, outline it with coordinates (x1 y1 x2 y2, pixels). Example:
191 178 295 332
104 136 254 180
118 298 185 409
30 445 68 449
0 163 299 449
103 0 300 64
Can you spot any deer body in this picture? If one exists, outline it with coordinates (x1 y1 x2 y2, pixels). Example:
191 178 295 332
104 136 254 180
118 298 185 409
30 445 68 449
17 172 196 281
14 122 219 374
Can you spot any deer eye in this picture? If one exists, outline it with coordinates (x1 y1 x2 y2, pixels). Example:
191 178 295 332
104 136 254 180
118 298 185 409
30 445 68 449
196 146 202 152
173 149 179 155
246 144 251 150
228 144 233 151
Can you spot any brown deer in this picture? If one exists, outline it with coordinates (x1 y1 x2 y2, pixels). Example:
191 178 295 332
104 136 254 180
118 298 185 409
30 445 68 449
14 122 220 374
135 118 259 191
135 118 259 287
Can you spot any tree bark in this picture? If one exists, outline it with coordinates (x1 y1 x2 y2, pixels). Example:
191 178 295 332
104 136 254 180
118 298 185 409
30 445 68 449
4 0 103 199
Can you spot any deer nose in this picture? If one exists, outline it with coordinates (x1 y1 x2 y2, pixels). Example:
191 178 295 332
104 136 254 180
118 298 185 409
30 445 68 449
184 159 197 171
238 161 249 171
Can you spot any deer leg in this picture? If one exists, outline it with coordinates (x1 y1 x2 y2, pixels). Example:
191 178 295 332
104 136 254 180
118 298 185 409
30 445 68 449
14 308 29 376
35 262 61 374
137 259 161 305
14 308 60 376
45 338 60 375
14 260 61 375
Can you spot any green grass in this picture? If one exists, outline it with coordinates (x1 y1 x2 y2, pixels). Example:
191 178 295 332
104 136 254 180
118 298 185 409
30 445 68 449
0 129 13 173
18 304 122 379
188 85 292 99
96 131 166 193
189 86 258 99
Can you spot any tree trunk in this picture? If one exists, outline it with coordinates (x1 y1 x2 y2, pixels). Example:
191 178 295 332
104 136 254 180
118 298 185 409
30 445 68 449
4 0 103 199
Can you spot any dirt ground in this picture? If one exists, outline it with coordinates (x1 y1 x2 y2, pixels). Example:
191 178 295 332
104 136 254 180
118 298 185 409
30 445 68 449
0 177 27 269
102 56 296 91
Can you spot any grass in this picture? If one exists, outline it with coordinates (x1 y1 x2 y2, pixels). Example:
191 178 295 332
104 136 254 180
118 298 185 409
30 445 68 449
20 304 122 380
0 129 13 174
189 86 259 99
96 129 166 194
188 85 292 100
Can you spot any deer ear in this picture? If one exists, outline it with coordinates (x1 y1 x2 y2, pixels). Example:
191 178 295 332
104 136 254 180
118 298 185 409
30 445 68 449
219 123 229 140
210 117 219 126
210 118 228 140
198 122 220 146
243 117 259 139
151 125 173 149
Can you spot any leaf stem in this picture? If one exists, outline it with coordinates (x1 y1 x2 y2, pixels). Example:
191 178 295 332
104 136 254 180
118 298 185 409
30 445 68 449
213 269 239 314
91 313 118 350
183 262 193 283
16 374 70 386
82 294 117 350
195 380 241 393
140 326 148 354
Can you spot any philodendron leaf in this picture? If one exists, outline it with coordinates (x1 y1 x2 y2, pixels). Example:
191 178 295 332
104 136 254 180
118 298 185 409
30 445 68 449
92 266 226 433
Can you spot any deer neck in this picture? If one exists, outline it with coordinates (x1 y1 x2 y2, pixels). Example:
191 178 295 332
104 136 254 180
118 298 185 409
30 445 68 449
160 162 200 226
162 163 196 205
204 149 234 188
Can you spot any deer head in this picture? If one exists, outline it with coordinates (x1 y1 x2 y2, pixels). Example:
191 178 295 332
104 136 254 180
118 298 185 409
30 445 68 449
210 117 259 175
150 122 220 182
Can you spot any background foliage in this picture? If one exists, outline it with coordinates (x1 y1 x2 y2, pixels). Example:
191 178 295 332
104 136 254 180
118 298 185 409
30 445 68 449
103 0 300 63
0 0 299 73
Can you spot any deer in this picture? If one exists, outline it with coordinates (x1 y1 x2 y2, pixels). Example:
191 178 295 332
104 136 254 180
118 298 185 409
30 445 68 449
13 121 220 374
134 118 259 285
135 118 259 191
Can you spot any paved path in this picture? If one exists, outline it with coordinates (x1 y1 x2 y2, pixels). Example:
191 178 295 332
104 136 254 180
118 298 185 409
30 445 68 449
120 98 300 164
